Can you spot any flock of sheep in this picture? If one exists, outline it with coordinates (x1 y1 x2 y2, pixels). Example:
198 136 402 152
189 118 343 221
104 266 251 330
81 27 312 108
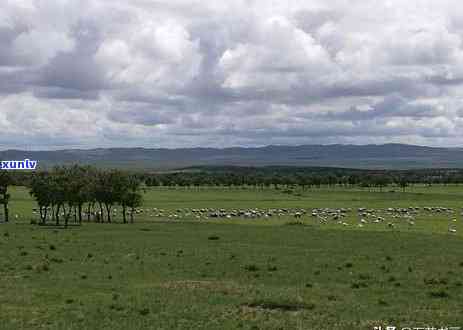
310 206 459 233
146 207 308 220
23 205 460 233
131 205 460 233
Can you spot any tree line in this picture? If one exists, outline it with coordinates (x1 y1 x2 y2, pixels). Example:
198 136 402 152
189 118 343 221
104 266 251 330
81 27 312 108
8 166 463 191
141 166 463 191
28 165 143 227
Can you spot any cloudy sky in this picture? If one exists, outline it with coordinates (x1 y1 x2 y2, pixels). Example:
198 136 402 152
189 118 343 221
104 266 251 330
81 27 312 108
1 0 463 150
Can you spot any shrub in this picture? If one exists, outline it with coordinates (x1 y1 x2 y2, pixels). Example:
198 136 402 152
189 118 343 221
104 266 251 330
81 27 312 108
267 265 278 272
388 276 396 282
428 290 450 298
358 273 371 280
327 295 337 301
139 308 150 316
244 264 259 272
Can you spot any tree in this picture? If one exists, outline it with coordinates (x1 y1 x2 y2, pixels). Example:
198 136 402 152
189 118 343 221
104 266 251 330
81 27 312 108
120 174 143 223
126 191 143 223
397 176 409 192
372 174 391 192
0 169 11 222
30 172 53 224
95 170 117 223
65 165 94 225
51 166 73 226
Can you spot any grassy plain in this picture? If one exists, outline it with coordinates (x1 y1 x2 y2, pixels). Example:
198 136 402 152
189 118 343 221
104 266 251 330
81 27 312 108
1 185 463 329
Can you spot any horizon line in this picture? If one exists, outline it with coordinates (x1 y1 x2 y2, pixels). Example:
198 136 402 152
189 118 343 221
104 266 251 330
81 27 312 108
0 142 456 153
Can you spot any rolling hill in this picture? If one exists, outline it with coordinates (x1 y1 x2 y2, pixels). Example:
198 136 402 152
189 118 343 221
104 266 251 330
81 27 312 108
1 143 463 170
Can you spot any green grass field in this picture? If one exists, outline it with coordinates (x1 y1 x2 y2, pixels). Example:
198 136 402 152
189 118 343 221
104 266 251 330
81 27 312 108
1 185 463 329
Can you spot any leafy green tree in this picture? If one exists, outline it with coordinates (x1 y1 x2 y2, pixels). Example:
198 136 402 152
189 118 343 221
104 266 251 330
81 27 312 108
398 176 409 192
29 172 53 224
126 191 143 223
0 169 11 222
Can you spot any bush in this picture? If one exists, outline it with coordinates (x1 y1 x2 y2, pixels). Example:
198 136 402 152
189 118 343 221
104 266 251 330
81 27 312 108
428 290 450 298
244 264 259 272
139 308 150 316
267 265 278 272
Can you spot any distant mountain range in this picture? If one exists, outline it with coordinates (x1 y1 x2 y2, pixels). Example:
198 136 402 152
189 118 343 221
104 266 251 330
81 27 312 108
1 143 463 170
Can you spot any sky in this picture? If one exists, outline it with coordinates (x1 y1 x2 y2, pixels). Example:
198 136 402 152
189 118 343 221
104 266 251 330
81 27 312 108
1 0 463 150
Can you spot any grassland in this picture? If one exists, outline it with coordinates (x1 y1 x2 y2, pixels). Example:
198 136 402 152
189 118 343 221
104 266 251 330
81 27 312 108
1 185 463 329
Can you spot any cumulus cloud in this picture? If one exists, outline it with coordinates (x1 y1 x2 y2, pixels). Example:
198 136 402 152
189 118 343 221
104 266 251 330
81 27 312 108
1 0 463 149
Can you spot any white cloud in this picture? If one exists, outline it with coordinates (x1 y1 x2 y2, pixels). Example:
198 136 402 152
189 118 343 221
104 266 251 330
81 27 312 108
95 18 202 91
1 0 463 149
218 16 333 90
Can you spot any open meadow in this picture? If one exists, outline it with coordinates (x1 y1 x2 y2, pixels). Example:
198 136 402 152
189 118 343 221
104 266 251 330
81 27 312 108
1 185 463 329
